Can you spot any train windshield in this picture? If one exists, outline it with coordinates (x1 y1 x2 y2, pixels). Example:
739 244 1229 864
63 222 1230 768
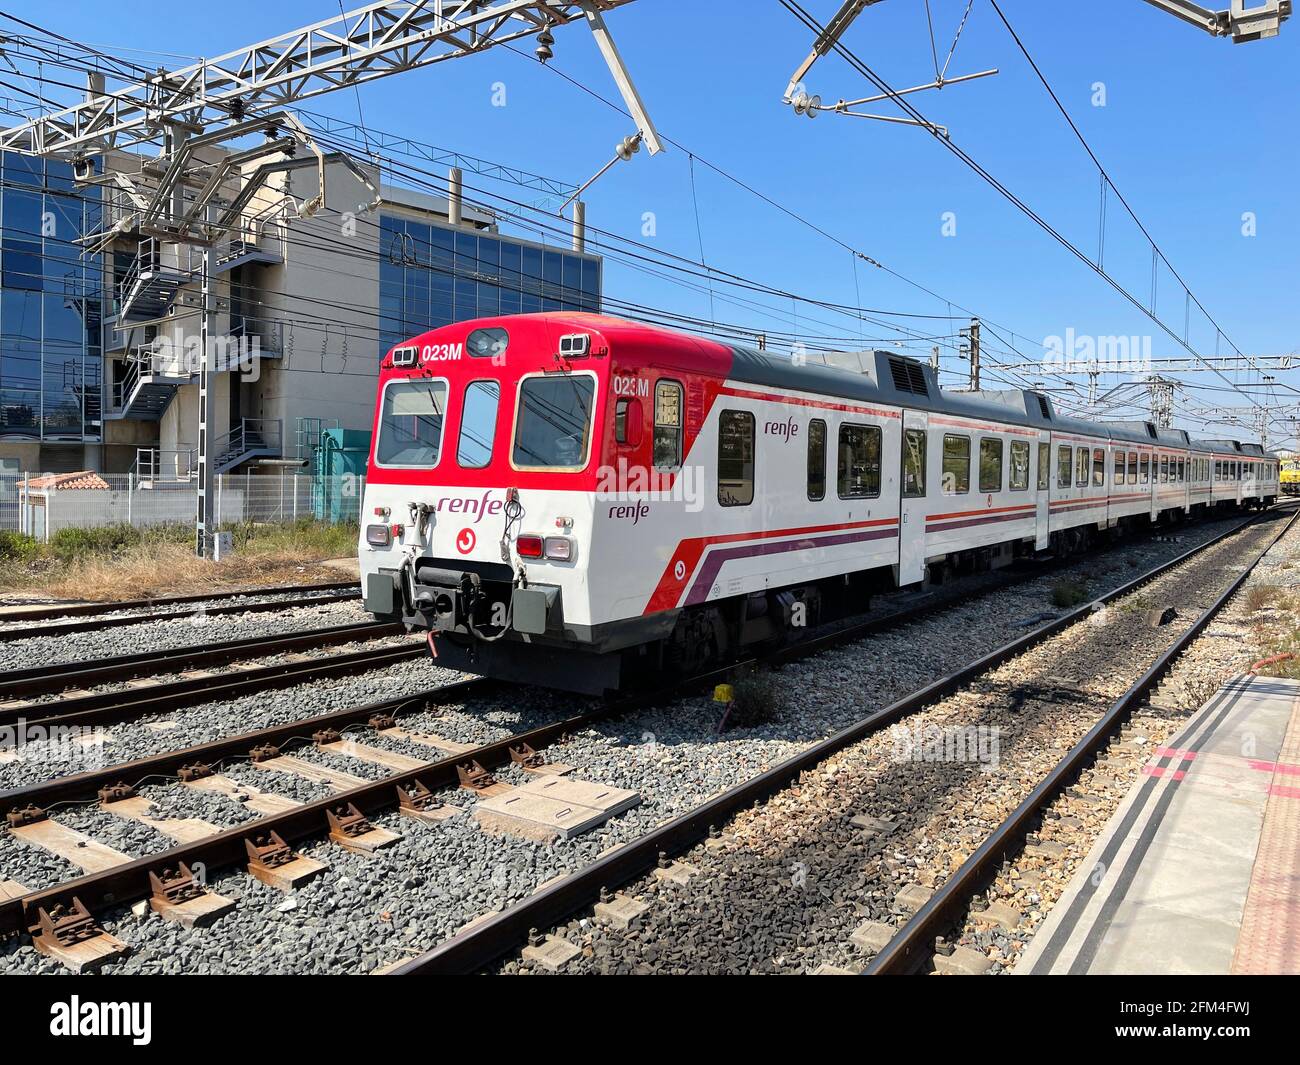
376 379 447 467
512 374 595 470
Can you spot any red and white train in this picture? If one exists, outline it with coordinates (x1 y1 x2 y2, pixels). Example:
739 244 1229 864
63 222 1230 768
360 313 1278 693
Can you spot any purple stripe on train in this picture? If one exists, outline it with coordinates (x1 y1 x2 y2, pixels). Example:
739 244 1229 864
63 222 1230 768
684 526 898 607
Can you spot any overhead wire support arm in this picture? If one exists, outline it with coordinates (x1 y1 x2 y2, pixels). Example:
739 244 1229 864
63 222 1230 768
1142 0 1291 41
0 0 646 156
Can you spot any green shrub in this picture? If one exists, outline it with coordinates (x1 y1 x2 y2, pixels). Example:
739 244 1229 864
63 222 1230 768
0 529 41 562
1050 579 1091 609
722 671 780 730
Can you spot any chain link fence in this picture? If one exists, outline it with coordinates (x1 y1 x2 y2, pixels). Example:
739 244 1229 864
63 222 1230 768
6 473 365 540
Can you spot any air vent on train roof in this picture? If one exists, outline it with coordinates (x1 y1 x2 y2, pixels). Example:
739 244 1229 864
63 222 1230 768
888 356 929 397
1035 393 1052 419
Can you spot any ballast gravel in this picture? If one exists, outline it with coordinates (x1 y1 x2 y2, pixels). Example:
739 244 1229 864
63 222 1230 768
0 594 371 674
0 513 1268 974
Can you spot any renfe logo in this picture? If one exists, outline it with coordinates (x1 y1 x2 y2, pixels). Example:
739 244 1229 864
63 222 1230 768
50 997 152 1045
435 491 502 523
456 528 476 554
764 416 799 441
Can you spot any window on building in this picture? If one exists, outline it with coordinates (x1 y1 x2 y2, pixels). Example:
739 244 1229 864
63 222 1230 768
838 424 882 498
653 380 683 469
376 379 447 467
944 435 971 494
456 380 499 468
903 427 926 498
512 374 595 470
1010 440 1029 491
718 410 755 506
808 419 826 501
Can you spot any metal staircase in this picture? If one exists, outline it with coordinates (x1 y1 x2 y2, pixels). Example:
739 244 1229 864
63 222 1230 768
212 418 284 474
105 349 193 421
118 237 192 321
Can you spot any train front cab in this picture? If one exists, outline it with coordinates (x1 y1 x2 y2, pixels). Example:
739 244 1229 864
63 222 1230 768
359 316 632 692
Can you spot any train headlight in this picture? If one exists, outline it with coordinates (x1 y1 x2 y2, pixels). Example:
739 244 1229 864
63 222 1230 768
543 536 573 561
516 534 544 559
366 524 392 547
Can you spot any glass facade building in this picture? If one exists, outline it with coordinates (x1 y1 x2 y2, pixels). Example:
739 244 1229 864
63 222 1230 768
0 152 103 442
378 213 601 356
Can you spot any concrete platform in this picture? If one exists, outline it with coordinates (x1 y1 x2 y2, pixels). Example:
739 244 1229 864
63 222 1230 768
1018 674 1300 975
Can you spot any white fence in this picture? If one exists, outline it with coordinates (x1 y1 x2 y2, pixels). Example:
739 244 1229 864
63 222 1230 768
6 474 365 540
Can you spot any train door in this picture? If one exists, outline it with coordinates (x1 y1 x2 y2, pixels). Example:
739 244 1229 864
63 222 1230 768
898 409 928 585
1035 431 1050 550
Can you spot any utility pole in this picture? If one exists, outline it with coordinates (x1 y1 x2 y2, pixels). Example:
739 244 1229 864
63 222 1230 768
960 318 981 390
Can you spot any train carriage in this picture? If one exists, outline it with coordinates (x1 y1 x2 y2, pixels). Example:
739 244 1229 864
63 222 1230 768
359 313 1278 694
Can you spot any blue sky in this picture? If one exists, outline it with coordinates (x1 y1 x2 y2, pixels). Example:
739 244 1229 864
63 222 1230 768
8 0 1298 438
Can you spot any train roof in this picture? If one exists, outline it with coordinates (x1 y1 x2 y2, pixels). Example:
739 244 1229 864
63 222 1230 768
449 314 1272 459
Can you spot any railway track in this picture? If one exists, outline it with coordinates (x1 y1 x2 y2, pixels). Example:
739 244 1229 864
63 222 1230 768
0 508 1279 973
0 582 362 642
0 579 359 624
862 506 1300 975
383 504 1296 975
0 621 399 700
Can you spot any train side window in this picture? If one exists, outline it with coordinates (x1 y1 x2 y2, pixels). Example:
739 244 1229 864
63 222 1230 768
613 398 642 447
943 434 971 495
838 424 882 499
1179 458 1186 482
1075 446 1089 487
1113 450 1124 485
1092 448 1105 487
903 427 927 498
718 409 755 507
1009 440 1029 491
653 380 683 469
1038 442 1050 490
1140 454 1150 483
808 418 827 501
1215 460 1221 481
1160 456 1168 483
456 380 500 468
1057 445 1071 488
979 438 1004 493
1127 452 1138 484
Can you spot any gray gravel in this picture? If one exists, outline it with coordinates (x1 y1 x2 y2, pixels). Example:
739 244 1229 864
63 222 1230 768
0 595 371 674
0 512 1268 975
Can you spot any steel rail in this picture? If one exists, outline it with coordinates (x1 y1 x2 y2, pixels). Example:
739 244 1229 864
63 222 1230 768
0 621 399 698
0 642 426 733
0 589 362 642
0 579 359 624
0 676 663 937
863 504 1300 974
0 677 490 821
388 506 1292 974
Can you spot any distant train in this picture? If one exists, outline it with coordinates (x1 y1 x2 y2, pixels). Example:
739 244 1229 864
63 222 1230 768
359 313 1278 693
